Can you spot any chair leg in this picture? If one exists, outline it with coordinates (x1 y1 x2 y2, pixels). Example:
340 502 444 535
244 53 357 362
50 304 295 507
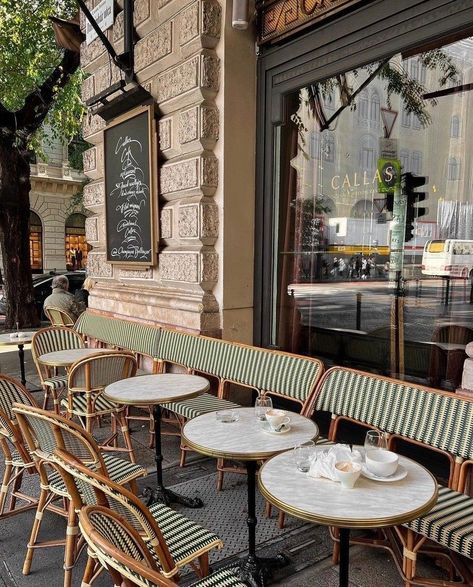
180 446 187 468
332 527 340 565
80 554 97 587
116 413 136 463
264 501 272 518
23 488 49 575
0 463 13 515
278 511 286 529
63 502 78 587
216 459 224 492
197 552 209 578
7 466 23 512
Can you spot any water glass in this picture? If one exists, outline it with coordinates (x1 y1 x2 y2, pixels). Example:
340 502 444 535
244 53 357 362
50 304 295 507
255 395 272 422
364 430 388 455
293 441 316 473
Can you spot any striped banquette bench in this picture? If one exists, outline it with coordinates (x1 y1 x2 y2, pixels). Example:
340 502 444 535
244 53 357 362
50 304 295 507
155 328 324 488
309 366 473 586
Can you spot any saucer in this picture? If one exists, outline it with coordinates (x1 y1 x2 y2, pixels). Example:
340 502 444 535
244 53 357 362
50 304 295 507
361 464 407 482
261 422 291 435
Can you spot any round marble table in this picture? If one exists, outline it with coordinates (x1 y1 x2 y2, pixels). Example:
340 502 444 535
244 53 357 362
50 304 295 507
104 373 210 508
182 407 319 586
38 347 110 368
258 448 438 587
0 331 37 385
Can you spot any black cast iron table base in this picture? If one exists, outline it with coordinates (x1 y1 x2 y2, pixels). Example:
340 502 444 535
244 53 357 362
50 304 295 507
143 403 203 509
233 553 289 587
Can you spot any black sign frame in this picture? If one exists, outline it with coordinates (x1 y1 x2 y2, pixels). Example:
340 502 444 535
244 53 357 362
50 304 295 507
104 104 157 266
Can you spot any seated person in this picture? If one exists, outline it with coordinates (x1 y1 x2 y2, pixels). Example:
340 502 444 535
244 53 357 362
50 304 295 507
43 275 85 322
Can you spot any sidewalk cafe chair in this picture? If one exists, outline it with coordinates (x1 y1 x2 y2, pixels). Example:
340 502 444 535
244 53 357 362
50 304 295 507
78 504 248 587
44 306 76 328
31 326 85 413
13 403 146 587
63 350 138 462
51 448 224 583
0 375 38 519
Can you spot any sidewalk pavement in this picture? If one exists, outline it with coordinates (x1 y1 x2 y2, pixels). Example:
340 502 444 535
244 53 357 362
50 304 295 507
0 343 441 587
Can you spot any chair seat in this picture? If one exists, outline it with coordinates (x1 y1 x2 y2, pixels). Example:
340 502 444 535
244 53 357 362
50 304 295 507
149 502 223 570
404 485 473 560
48 455 146 497
43 375 68 390
164 393 240 420
189 568 247 587
61 393 122 416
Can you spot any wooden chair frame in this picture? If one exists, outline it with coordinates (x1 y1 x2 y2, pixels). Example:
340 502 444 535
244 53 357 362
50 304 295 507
44 306 76 327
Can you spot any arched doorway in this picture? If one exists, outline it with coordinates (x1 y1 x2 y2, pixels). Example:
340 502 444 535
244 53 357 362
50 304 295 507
65 213 89 270
29 211 43 272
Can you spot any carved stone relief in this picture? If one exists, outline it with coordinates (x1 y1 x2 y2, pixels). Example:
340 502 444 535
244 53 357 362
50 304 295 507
161 208 173 239
87 252 113 278
159 118 172 151
135 22 172 72
83 181 105 208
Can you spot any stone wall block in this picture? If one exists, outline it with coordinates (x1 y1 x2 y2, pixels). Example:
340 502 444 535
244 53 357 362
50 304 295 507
83 181 105 209
85 216 99 243
87 252 113 278
160 157 199 196
80 35 106 68
113 0 151 41
135 21 173 73
178 107 199 145
201 103 219 142
201 0 221 44
161 207 173 239
159 118 172 151
160 252 199 283
201 201 218 238
201 153 218 189
178 204 199 238
83 113 106 141
201 250 218 283
94 61 123 96
118 267 154 279
154 55 199 104
201 52 220 93
83 146 97 175
180 2 199 47
82 75 95 103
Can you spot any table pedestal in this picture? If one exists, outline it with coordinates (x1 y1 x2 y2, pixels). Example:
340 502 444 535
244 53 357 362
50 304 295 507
339 527 350 587
142 404 203 509
18 343 26 385
233 461 288 587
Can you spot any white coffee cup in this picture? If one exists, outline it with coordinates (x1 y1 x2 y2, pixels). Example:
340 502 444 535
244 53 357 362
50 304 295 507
334 461 362 489
365 449 399 477
265 409 290 431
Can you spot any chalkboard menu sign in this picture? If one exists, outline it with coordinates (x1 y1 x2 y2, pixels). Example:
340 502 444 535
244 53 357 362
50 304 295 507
104 104 157 265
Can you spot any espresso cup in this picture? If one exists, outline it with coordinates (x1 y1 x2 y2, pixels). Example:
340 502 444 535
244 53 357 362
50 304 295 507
266 409 290 431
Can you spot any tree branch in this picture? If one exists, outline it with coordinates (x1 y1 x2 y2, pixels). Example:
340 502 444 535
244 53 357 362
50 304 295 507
0 101 16 131
16 48 80 138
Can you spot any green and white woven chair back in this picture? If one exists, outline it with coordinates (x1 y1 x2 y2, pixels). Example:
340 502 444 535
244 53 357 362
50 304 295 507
44 307 75 327
32 326 84 358
0 376 35 440
68 352 137 393
158 329 323 409
74 311 161 358
314 367 473 460
13 405 101 463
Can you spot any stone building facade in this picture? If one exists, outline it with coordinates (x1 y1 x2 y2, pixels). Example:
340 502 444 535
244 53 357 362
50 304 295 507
81 0 256 340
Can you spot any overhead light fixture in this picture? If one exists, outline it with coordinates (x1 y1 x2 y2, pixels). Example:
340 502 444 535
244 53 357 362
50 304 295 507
232 0 249 30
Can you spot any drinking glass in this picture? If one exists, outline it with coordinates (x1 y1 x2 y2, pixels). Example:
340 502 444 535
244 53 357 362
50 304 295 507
254 395 272 422
293 441 316 473
364 430 388 456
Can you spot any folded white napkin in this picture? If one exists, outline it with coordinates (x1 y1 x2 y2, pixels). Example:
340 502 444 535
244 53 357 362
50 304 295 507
308 444 362 481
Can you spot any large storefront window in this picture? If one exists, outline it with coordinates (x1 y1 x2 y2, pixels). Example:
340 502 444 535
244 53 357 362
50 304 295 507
273 37 473 391
65 213 89 270
29 211 43 272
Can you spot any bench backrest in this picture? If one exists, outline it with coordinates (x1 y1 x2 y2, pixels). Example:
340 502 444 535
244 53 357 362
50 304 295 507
157 328 323 411
312 366 473 461
74 311 161 359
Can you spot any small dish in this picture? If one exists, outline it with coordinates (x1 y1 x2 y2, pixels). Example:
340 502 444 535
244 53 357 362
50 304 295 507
261 422 291 435
215 410 240 423
361 464 407 482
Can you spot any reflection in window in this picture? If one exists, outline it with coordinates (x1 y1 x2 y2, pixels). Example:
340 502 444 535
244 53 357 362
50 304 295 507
401 107 411 127
29 211 43 272
411 151 422 174
309 131 320 159
450 115 460 138
324 135 335 162
448 157 460 180
323 92 335 110
413 115 422 130
370 91 380 123
359 135 377 171
351 199 372 218
359 91 369 122
400 149 410 170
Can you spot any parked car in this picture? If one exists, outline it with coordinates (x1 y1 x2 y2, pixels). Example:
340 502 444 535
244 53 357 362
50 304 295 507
0 271 86 319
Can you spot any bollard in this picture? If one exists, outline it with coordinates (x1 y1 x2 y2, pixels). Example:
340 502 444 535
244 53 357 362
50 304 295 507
356 292 362 331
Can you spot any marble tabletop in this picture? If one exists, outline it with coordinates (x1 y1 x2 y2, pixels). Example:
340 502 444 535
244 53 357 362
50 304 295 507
182 407 319 461
104 373 210 406
38 347 109 367
259 448 438 529
0 332 37 345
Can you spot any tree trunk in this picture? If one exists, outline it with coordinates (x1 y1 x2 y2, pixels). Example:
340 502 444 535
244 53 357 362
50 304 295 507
0 144 39 329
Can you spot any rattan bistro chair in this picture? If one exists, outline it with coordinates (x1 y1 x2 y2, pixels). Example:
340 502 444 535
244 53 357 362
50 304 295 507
13 403 146 587
79 504 247 587
44 306 76 327
0 375 38 519
31 326 85 413
63 350 138 462
51 449 223 583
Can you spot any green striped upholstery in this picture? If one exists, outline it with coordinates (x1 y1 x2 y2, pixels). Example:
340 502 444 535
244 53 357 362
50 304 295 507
32 327 85 357
164 394 240 420
61 394 121 416
405 486 473 560
42 375 68 390
74 311 161 358
158 329 322 406
314 367 473 459
81 507 246 587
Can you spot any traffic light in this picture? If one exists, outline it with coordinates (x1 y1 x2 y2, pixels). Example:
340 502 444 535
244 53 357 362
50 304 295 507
402 172 428 242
